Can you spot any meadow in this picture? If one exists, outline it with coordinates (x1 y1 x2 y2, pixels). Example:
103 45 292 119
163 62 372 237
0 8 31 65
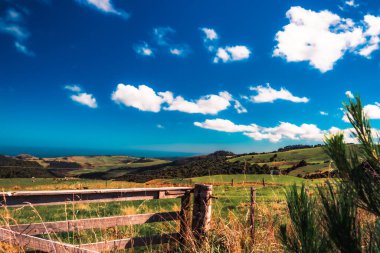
0 174 327 252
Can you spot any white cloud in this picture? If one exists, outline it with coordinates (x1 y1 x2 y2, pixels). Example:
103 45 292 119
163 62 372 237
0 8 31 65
345 0 359 8
194 119 259 133
194 118 324 142
156 124 164 129
320 111 328 116
249 84 309 103
169 46 190 57
165 91 237 115
65 85 82 92
195 118 379 143
342 102 380 122
0 8 34 56
75 0 128 18
273 6 380 72
233 99 247 114
213 46 251 63
111 84 170 112
345 90 354 98
133 42 154 57
111 84 244 114
201 27 218 41
200 28 251 63
358 15 380 57
364 103 380 119
70 93 98 108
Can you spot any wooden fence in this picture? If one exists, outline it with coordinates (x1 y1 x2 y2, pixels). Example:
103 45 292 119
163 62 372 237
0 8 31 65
0 184 213 252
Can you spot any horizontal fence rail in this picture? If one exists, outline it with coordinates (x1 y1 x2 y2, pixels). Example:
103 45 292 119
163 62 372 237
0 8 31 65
0 187 193 207
0 185 212 253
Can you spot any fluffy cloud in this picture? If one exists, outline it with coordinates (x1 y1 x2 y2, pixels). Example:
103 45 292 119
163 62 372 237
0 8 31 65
165 91 240 115
133 42 154 57
75 0 128 18
200 27 251 63
213 46 251 63
0 8 33 56
345 0 359 8
169 46 190 57
364 103 380 119
194 119 259 133
320 111 328 116
249 84 309 103
64 85 82 92
65 84 97 108
194 118 379 143
358 15 380 57
345 90 354 98
274 6 380 72
111 84 245 114
201 27 218 41
194 118 324 142
111 84 170 112
70 93 98 108
343 102 380 122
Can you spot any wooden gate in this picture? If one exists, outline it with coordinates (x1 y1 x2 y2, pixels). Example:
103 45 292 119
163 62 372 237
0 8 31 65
0 184 213 252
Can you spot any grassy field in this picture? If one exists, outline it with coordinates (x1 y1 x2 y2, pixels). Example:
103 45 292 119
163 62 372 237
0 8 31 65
229 147 330 163
0 174 330 252
228 147 335 177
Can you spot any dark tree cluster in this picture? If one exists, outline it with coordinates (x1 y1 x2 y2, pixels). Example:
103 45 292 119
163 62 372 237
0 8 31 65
47 161 82 169
0 155 42 168
277 144 323 152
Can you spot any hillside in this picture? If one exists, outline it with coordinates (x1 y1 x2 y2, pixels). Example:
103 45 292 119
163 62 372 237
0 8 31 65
229 146 336 177
0 146 339 180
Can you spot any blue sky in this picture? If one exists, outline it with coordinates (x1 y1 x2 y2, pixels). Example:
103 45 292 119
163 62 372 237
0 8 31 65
1 0 380 156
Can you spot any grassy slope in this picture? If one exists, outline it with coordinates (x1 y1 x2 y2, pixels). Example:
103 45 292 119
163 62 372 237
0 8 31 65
228 147 333 176
22 155 170 176
229 147 329 163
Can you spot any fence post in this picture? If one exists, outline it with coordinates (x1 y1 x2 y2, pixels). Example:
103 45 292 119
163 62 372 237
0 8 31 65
192 184 213 240
250 187 256 244
179 190 191 244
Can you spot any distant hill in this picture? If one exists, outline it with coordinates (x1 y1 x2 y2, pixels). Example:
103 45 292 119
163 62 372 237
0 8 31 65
0 146 342 180
80 151 273 182
0 155 55 178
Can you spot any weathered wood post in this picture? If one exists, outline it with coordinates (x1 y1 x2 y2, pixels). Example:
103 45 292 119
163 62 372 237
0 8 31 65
262 178 265 187
192 184 213 240
179 190 191 244
231 179 234 187
250 187 256 244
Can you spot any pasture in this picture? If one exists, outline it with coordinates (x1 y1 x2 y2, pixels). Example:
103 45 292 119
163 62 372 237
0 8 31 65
0 174 328 252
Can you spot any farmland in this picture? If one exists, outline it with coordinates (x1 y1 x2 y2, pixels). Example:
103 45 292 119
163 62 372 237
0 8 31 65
0 174 328 252
0 146 333 252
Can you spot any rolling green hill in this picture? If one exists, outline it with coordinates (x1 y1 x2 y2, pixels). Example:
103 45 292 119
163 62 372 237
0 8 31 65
228 146 336 177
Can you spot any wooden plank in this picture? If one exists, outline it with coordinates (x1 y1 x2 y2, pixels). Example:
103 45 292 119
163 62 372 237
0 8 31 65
79 233 180 251
5 212 180 236
0 188 192 207
1 187 193 196
179 191 191 244
250 187 256 244
0 227 98 253
192 184 212 240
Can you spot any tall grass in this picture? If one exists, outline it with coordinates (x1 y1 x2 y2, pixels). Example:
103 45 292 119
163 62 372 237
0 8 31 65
0 177 295 252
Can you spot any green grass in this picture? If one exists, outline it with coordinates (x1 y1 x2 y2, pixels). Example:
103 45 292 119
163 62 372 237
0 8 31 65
190 174 322 185
0 174 329 251
0 178 144 191
229 147 330 164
